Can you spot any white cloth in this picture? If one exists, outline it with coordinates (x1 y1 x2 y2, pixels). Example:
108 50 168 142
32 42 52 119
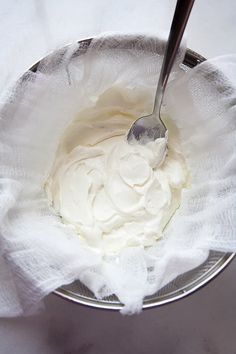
0 34 235 316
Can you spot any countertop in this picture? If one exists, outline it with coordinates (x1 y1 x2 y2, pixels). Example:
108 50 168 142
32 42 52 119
0 1 236 353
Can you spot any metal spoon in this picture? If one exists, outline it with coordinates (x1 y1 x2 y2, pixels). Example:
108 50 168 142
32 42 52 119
127 0 195 144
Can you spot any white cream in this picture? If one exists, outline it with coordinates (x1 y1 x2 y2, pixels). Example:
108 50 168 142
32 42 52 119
46 89 188 255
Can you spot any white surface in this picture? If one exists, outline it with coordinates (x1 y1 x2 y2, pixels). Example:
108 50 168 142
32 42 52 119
0 0 236 353
0 0 236 92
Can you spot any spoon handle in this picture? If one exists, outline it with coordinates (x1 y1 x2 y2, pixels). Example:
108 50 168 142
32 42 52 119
153 0 195 116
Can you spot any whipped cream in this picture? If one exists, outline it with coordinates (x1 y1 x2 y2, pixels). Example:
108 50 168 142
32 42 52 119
46 89 188 254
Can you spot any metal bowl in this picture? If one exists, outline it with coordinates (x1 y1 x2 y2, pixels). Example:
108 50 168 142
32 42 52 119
29 37 234 310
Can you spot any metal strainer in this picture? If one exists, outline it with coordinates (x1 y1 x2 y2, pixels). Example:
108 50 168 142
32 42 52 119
30 38 234 310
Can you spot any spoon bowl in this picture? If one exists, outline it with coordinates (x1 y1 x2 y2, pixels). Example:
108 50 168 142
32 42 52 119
127 113 167 143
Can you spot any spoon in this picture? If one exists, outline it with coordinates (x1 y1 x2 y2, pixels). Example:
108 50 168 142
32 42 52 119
127 0 195 144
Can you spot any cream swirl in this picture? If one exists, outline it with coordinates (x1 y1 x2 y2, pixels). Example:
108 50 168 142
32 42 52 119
46 89 188 254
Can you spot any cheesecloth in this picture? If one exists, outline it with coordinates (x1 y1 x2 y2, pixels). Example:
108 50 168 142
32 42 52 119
0 34 235 316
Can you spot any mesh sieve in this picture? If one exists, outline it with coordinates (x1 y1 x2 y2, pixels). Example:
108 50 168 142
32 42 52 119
28 38 234 310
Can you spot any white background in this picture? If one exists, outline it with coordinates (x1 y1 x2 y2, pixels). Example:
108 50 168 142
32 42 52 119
0 0 236 353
